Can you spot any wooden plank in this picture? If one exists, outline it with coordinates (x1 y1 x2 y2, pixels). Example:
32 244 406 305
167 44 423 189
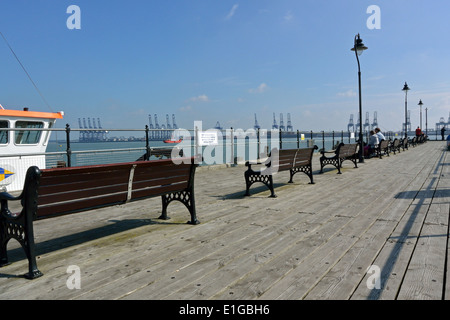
304 219 397 300
40 166 131 186
37 183 129 206
351 147 446 300
0 142 447 300
38 174 128 195
131 182 189 200
211 170 400 300
397 149 449 300
396 220 447 299
131 175 189 191
302 161 430 299
37 192 128 219
55 162 357 299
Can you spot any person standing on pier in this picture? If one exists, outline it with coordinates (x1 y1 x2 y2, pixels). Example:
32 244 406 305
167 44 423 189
442 127 446 141
415 126 422 137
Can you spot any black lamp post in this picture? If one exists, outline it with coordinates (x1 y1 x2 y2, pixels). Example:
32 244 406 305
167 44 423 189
402 82 410 139
418 99 423 130
351 34 368 163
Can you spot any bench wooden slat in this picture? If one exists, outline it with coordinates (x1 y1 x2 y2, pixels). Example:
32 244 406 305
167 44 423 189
131 182 189 200
38 166 132 186
37 183 129 206
38 172 130 195
132 176 189 191
133 165 191 181
37 192 128 219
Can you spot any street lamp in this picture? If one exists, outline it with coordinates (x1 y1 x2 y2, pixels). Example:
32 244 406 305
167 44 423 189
418 99 423 131
402 82 410 139
351 34 368 163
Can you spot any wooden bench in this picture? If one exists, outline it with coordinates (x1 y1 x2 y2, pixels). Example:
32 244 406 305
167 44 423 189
417 135 426 144
400 137 409 151
0 157 199 279
244 146 318 198
390 138 401 155
319 143 358 174
374 139 390 159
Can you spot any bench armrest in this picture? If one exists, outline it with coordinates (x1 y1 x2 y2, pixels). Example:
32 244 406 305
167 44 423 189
245 155 270 166
320 149 336 155
245 160 262 167
245 155 271 170
0 192 22 202
0 191 24 219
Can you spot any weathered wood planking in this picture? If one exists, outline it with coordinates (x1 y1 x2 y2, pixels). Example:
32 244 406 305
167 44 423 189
0 141 448 300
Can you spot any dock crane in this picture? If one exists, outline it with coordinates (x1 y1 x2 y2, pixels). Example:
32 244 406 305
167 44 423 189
371 111 378 130
254 114 260 131
272 113 278 130
279 113 285 131
154 114 161 139
172 114 178 129
78 118 85 142
286 113 293 132
214 121 223 130
347 114 355 132
97 118 107 140
363 112 370 133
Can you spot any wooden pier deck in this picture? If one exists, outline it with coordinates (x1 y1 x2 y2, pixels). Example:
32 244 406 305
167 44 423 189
0 141 449 301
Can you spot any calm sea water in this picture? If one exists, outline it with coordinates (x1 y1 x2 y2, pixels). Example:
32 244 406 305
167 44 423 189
46 132 442 167
45 135 354 167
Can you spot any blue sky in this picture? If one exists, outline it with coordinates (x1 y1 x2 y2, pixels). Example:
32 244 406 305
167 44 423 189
0 0 449 132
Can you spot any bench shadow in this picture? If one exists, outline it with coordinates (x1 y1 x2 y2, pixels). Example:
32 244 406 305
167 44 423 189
212 177 321 199
318 167 341 174
211 183 286 200
3 218 182 266
395 188 450 199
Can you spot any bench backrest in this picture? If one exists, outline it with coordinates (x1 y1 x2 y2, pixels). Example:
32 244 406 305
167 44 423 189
379 139 389 148
336 143 358 157
35 157 197 219
271 147 317 172
393 139 400 147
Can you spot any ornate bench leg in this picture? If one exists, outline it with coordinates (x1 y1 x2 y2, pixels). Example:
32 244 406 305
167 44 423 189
267 176 276 198
0 208 43 279
160 189 199 225
288 172 294 183
159 196 171 221
0 229 9 267
289 167 315 184
24 203 43 279
319 158 325 173
307 166 315 184
0 200 10 267
351 157 358 169
336 160 342 174
244 171 276 197
320 157 340 174
24 240 43 280
244 171 252 196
